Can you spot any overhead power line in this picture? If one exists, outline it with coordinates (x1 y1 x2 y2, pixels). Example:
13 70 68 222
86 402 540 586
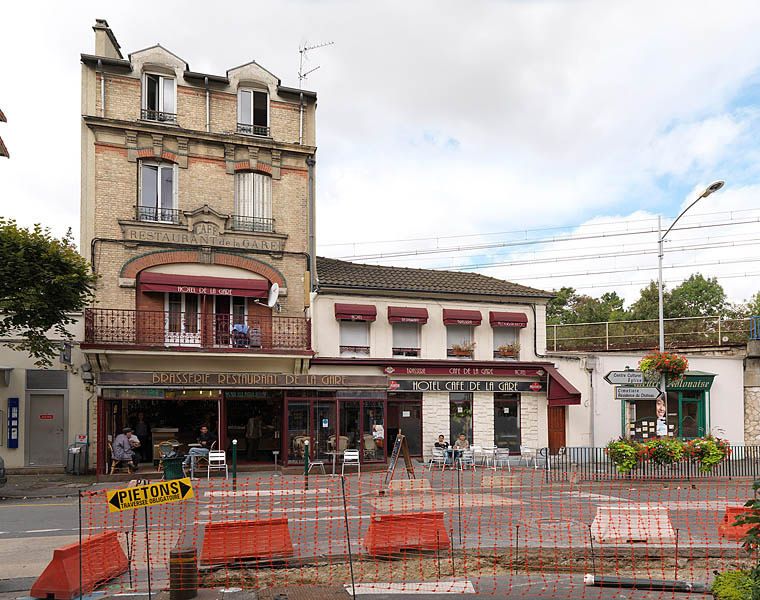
565 270 760 292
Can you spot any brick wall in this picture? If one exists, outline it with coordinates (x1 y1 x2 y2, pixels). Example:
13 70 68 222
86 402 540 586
473 392 495 449
422 392 449 459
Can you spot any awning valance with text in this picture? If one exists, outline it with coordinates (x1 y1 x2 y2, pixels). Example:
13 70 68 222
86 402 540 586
139 272 268 297
442 309 482 326
334 303 377 321
387 306 429 324
544 365 582 406
489 311 528 328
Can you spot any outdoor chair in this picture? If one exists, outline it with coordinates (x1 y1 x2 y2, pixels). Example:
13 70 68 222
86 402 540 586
457 449 476 471
520 445 538 468
428 447 446 471
308 460 326 474
342 449 361 476
107 444 132 475
207 449 228 479
480 446 496 468
471 445 484 465
492 448 511 472
362 434 376 460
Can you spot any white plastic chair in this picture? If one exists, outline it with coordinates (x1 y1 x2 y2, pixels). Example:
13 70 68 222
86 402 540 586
428 447 446 471
471 445 483 465
207 450 228 479
457 449 476 471
519 446 538 469
342 449 361 476
492 448 511 472
481 446 496 468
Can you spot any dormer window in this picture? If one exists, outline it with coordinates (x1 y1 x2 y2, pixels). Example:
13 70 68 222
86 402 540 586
237 89 269 136
142 73 176 123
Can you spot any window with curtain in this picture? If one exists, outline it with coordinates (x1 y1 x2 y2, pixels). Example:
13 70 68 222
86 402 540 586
392 323 420 357
234 172 272 232
139 162 176 222
447 325 474 358
340 321 369 357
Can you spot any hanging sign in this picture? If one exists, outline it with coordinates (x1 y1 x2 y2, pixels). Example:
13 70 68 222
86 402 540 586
615 386 661 400
107 478 194 512
604 371 645 385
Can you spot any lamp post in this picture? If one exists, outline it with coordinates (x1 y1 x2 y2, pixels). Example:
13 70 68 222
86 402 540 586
657 180 724 433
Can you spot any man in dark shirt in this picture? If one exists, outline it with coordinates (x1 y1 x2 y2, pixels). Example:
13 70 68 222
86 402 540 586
434 434 449 449
183 425 217 467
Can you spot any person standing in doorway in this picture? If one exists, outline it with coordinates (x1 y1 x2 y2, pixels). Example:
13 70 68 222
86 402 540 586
134 412 151 463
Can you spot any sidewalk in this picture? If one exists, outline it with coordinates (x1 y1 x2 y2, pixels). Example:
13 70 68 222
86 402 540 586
0 473 102 499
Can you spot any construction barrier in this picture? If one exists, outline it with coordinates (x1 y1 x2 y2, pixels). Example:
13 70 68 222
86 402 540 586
200 518 294 565
364 511 450 557
30 531 128 600
63 467 760 597
718 505 758 540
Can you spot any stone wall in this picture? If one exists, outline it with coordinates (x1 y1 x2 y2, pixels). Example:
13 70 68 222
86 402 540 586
745 340 760 445
422 392 449 459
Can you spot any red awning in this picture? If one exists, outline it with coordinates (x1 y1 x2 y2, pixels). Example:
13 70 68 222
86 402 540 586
388 306 429 324
544 365 582 406
334 303 377 322
139 272 268 297
442 309 482 326
489 311 528 328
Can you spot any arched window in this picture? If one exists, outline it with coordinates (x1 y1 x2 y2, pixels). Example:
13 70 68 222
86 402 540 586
234 172 272 232
139 161 178 223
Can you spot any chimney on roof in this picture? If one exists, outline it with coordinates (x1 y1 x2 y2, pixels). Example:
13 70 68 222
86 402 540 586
93 19 123 59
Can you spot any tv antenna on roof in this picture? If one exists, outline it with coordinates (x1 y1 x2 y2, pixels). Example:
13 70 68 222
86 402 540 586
298 40 334 88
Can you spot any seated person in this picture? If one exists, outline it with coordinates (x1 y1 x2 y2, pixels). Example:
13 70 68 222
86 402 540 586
183 425 217 467
434 434 449 449
453 433 470 450
372 424 385 448
112 427 138 472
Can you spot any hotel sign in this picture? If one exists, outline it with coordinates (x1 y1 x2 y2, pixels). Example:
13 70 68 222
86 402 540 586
98 371 387 389
384 365 546 377
389 379 544 393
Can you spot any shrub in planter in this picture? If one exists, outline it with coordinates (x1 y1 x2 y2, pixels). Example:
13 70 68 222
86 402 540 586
643 437 684 466
684 435 732 472
638 350 689 379
605 438 640 474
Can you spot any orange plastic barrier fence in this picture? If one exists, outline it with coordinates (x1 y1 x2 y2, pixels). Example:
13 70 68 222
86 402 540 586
30 531 128 600
718 505 757 540
364 511 450 557
200 518 294 565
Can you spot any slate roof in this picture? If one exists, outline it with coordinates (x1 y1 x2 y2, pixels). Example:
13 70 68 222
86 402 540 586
316 257 552 299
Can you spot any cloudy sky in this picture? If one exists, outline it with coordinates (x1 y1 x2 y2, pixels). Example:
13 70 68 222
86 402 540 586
2 1 760 306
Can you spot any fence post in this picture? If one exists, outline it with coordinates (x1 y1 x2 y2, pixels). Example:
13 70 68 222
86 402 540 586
303 439 310 491
605 322 609 351
718 317 722 346
553 324 558 351
231 439 237 492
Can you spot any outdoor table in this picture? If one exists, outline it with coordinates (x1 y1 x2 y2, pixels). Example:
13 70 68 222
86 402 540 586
444 448 462 468
326 451 340 475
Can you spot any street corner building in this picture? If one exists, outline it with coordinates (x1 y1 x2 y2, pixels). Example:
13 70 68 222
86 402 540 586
77 21 335 473
308 257 583 463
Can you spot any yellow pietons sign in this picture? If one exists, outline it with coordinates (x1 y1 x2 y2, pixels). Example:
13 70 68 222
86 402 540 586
107 478 194 512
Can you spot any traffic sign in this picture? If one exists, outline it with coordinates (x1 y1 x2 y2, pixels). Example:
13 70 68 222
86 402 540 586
604 370 645 385
107 477 194 513
614 386 661 400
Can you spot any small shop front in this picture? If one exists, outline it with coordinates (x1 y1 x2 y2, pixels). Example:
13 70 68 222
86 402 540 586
622 371 716 441
95 371 388 473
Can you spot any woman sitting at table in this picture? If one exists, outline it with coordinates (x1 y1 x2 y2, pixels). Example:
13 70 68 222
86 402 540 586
434 434 449 449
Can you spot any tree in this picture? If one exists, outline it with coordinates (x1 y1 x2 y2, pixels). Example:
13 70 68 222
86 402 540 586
626 281 664 321
547 286 576 324
548 286 625 324
667 273 727 318
0 220 96 365
745 292 760 317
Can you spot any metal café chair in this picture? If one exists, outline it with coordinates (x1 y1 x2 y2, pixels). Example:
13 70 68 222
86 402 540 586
492 447 511 472
457 449 476 471
520 445 538 469
428 447 446 471
342 449 361 476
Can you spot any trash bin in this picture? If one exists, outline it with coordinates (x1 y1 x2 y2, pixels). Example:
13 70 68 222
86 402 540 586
66 442 88 475
163 456 185 480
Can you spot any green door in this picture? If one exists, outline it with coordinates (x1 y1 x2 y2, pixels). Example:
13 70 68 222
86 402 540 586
678 392 705 438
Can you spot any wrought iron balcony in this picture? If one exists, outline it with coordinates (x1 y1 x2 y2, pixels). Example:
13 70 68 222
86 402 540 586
230 215 275 233
392 347 420 357
136 206 183 224
236 122 270 137
84 308 311 353
141 108 177 124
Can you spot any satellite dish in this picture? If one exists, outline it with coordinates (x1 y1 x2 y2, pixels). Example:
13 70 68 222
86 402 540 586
267 283 280 308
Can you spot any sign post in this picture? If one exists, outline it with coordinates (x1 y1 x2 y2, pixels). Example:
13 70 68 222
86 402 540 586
604 371 646 385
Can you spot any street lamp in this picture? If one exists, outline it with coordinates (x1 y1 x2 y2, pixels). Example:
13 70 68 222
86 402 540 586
656 180 724 433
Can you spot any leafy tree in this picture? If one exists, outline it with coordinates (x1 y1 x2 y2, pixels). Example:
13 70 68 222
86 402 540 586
548 287 625 324
746 292 760 318
668 273 726 318
547 286 577 324
0 220 96 365
626 281 664 321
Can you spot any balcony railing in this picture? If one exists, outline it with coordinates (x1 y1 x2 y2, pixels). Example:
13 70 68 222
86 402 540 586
230 215 275 233
84 308 311 353
136 205 183 224
340 345 370 358
546 315 752 352
392 347 420 357
141 108 177 124
236 122 270 137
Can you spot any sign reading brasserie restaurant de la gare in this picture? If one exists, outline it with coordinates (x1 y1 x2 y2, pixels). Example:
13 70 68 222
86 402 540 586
98 371 388 388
